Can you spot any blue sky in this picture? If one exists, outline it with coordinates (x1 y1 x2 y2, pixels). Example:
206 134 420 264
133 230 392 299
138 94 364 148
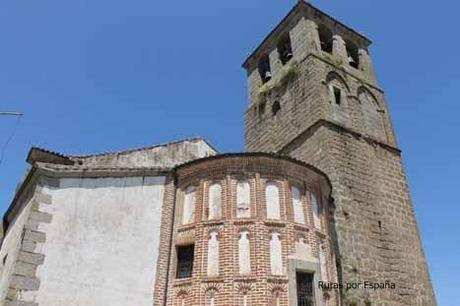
0 0 458 304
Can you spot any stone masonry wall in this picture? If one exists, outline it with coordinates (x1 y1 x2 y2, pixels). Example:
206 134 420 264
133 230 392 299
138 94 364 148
281 125 435 305
1 176 56 306
245 54 396 153
243 5 435 305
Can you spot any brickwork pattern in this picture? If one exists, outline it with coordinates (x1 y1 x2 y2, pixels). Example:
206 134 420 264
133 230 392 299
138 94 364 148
154 155 339 306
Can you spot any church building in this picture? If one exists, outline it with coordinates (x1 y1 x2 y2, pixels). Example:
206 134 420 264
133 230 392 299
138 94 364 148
0 1 435 305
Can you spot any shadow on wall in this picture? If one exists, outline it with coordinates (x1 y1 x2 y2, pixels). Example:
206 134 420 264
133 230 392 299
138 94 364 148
57 176 166 190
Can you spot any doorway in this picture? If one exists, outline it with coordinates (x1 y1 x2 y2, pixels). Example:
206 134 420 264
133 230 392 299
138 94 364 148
296 272 315 306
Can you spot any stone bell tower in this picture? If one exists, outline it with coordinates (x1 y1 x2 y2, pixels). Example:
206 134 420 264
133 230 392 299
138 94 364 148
243 1 436 305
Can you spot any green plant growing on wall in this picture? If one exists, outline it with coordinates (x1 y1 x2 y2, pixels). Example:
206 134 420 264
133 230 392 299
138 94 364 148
256 60 300 105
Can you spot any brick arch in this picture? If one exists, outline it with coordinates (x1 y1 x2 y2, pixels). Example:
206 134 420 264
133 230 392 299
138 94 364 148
237 226 252 237
295 232 308 242
202 282 222 293
207 226 223 238
236 281 254 294
175 288 191 300
269 283 288 306
268 283 287 293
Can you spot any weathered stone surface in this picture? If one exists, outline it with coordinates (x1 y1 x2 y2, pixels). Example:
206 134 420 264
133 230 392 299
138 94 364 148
18 252 44 266
70 138 216 169
6 301 38 306
28 212 52 224
243 2 436 304
13 262 38 278
24 219 39 231
23 231 46 244
20 241 37 253
10 275 40 291
37 176 60 189
34 194 52 205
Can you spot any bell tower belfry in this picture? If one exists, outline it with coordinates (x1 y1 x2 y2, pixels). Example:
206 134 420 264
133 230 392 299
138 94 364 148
243 1 436 305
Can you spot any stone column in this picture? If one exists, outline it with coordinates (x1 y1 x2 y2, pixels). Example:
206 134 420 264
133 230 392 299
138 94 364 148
305 19 321 54
359 49 376 83
332 34 348 65
290 17 309 60
269 48 283 75
247 67 263 106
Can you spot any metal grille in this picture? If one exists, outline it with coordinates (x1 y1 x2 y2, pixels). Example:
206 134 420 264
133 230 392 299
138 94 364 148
176 245 194 279
297 272 315 306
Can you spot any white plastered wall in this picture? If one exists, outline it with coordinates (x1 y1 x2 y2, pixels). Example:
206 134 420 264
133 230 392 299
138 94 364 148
31 176 165 306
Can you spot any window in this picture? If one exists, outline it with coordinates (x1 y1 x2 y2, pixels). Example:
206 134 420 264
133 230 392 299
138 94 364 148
277 34 293 65
208 183 222 220
270 232 283 275
236 181 251 218
207 231 219 276
345 39 360 69
258 55 272 83
182 186 196 225
310 193 321 229
238 230 251 274
292 186 305 224
176 244 194 279
327 73 350 125
266 182 281 219
318 24 333 54
272 101 281 116
333 86 341 105
258 101 266 117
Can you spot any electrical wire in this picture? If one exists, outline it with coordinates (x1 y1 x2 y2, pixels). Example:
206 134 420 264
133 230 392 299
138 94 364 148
0 115 22 166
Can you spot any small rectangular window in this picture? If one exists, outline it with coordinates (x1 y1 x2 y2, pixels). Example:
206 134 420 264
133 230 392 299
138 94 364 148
277 34 293 65
176 244 194 279
333 87 341 105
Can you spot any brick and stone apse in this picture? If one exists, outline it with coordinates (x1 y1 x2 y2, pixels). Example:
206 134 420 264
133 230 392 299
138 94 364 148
154 154 337 306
